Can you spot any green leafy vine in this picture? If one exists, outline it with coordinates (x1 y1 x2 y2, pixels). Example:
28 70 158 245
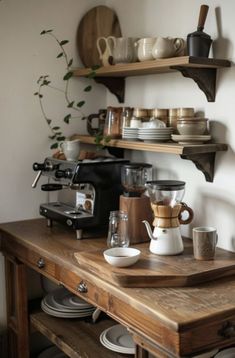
34 29 98 150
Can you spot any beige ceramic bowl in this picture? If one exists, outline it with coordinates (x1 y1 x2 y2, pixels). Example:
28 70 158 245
177 119 208 135
103 247 141 267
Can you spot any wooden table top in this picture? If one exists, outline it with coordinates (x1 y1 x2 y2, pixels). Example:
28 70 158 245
1 218 235 333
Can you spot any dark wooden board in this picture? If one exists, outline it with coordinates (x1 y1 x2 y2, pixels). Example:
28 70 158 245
76 5 122 68
74 239 235 288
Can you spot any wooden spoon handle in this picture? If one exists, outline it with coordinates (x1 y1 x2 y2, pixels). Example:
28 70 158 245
198 4 209 30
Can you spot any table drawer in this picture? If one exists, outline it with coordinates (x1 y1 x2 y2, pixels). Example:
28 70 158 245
60 268 109 310
3 239 58 280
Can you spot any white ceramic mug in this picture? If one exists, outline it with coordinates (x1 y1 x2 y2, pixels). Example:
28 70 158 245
192 226 218 260
136 37 157 62
60 139 80 161
152 37 185 59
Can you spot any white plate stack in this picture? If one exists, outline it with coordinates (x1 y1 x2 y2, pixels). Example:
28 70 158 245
138 127 174 142
100 324 135 354
41 287 95 318
122 127 139 140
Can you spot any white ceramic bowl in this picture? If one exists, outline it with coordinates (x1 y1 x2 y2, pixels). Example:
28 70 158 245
103 247 141 267
177 119 207 135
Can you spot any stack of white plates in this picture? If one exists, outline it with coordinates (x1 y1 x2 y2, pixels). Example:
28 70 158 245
38 345 68 358
122 127 139 140
100 324 135 354
138 127 174 142
41 287 95 318
214 347 235 357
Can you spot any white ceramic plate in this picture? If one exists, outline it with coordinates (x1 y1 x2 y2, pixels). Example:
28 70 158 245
48 288 93 310
171 134 211 144
100 326 135 354
214 347 235 358
193 348 219 357
41 301 94 318
105 324 135 349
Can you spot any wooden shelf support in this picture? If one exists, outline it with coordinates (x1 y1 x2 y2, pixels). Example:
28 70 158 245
94 77 125 103
173 66 216 102
181 152 216 182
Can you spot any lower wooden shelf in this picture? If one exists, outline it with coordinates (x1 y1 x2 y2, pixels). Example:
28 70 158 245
74 135 228 182
30 311 134 358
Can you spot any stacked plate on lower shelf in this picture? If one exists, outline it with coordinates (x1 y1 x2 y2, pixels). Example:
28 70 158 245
122 127 139 140
41 287 95 318
138 127 174 142
100 324 135 355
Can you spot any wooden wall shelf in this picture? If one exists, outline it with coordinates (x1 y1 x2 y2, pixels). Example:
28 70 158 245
73 56 231 102
75 135 228 182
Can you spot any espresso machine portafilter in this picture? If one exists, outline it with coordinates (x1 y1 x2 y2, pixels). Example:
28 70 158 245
32 157 129 239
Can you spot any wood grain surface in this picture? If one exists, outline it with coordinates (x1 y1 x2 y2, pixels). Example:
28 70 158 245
76 5 122 68
74 239 235 288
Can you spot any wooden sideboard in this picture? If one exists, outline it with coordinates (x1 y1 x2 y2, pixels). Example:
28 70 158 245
1 219 235 358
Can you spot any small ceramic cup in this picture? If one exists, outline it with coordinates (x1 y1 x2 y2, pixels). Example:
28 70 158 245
60 139 80 161
192 227 218 260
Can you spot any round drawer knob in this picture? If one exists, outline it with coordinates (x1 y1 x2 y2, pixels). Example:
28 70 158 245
37 258 45 269
77 281 88 293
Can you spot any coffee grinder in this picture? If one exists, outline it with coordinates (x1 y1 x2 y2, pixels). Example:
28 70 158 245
119 163 153 244
142 180 194 255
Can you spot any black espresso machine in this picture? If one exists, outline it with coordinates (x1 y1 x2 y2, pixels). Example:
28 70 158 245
32 157 129 238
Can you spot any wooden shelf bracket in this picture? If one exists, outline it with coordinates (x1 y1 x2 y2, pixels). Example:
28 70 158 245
94 77 125 103
172 66 216 102
181 152 216 182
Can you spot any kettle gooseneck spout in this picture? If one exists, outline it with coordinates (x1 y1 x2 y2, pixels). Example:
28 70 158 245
142 220 157 241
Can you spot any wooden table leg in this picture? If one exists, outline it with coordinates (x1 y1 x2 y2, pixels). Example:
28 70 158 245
135 345 149 358
5 255 29 358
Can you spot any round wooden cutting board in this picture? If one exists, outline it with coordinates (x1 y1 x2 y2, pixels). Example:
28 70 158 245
76 5 122 68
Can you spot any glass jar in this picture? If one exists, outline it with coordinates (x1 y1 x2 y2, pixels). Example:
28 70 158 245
103 106 123 138
107 211 130 248
120 107 133 131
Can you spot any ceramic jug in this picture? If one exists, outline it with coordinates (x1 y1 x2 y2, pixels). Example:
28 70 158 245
152 37 185 59
136 38 156 62
96 37 114 66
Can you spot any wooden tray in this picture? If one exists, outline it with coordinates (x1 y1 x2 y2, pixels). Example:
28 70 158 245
74 239 235 288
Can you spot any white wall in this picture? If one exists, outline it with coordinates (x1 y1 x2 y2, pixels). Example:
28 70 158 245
0 0 235 331
106 0 235 249
0 0 106 331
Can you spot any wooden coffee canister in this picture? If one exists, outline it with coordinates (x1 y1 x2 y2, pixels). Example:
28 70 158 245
119 195 153 244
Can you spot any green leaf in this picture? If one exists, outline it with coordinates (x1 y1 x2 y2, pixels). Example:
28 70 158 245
34 92 39 96
47 119 51 124
55 132 62 135
68 58 73 67
67 101 74 108
87 71 96 79
52 126 60 130
57 136 66 141
40 30 46 35
91 65 100 70
60 40 69 46
63 71 73 81
64 114 71 124
49 135 56 139
77 101 85 108
57 52 63 58
84 85 92 92
39 94 43 98
50 142 58 149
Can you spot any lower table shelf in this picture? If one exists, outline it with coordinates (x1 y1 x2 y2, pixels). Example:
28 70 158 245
30 311 134 358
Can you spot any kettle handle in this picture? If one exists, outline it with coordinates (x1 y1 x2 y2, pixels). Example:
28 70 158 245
198 5 209 30
179 202 194 225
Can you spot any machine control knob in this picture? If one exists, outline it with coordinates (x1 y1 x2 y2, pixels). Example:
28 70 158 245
33 161 54 171
55 169 73 179
66 219 73 226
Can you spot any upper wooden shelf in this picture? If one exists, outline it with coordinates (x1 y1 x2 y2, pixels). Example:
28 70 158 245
75 135 228 182
73 56 231 102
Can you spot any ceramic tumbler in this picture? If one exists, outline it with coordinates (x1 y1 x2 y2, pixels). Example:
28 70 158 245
193 227 218 260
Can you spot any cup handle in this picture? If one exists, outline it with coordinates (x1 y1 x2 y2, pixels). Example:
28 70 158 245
179 202 194 225
174 38 185 55
216 233 218 245
59 142 64 151
96 37 107 58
